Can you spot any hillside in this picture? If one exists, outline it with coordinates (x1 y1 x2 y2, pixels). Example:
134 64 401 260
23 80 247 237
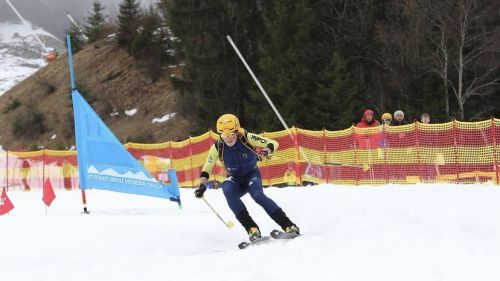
0 38 192 150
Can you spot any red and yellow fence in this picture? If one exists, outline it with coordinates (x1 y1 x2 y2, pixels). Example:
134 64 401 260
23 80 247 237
2 119 499 190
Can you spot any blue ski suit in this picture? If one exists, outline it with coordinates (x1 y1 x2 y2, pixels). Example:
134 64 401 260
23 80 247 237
200 131 280 216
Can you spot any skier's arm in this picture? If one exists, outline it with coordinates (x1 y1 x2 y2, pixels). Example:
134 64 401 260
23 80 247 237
246 132 279 155
195 144 219 198
200 144 220 184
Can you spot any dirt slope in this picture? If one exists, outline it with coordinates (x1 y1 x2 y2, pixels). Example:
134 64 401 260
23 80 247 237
0 39 191 150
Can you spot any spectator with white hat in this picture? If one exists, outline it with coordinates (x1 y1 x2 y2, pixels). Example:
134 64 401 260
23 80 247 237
391 110 407 126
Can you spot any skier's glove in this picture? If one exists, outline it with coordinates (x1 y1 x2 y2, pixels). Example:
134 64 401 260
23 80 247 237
194 183 207 198
260 147 272 158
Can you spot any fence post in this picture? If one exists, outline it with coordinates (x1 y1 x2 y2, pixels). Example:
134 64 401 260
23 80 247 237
42 148 46 189
5 150 8 191
189 137 194 188
452 119 460 183
492 118 499 185
415 121 423 183
292 127 302 185
352 126 359 185
383 125 389 183
167 141 173 170
322 128 328 184
261 131 270 187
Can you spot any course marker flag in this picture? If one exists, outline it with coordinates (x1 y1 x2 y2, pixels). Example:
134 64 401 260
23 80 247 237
72 90 180 205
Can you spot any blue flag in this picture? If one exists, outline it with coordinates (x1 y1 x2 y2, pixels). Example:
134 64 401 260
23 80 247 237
72 90 180 204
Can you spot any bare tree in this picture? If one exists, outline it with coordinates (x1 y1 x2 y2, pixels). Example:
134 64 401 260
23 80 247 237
424 0 452 118
426 0 500 120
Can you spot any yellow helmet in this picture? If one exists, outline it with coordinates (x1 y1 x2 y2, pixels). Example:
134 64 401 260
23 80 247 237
381 113 392 120
216 114 240 136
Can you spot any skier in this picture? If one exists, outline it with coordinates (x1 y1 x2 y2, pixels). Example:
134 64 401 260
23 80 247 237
194 114 300 241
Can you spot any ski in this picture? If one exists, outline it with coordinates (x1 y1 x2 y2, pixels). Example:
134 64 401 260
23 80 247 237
270 229 300 240
238 235 271 249
238 230 300 249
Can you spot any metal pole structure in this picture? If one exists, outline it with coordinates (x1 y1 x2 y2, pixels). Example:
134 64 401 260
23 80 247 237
226 35 309 162
6 0 48 51
66 12 89 42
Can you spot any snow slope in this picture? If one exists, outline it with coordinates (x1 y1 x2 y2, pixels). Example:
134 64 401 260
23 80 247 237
0 22 64 96
1 184 500 281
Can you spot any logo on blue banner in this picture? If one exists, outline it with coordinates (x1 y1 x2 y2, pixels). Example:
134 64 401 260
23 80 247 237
72 90 180 204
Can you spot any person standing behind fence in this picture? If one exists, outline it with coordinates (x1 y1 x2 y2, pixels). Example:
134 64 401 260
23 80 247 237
356 109 381 149
381 113 392 126
379 113 393 150
391 110 407 126
356 109 380 128
420 113 430 124
21 159 30 191
62 160 75 190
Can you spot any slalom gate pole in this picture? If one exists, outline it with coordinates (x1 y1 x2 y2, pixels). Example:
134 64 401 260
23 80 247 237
81 190 90 214
226 35 309 162
66 35 76 90
201 197 234 229
66 34 89 214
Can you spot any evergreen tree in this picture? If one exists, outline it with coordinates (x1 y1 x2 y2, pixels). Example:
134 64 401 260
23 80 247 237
84 0 106 43
318 53 362 129
65 24 86 53
161 0 259 133
219 0 267 130
255 0 322 130
129 8 168 81
117 0 141 47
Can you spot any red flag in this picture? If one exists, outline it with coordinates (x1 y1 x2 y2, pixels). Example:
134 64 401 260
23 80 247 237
0 187 14 215
42 179 56 207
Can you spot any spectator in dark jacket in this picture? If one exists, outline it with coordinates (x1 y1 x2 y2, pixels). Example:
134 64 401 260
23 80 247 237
391 110 407 126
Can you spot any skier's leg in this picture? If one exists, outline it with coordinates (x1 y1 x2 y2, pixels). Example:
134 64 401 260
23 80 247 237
270 208 300 234
246 169 280 216
247 169 299 233
222 176 259 236
221 176 246 215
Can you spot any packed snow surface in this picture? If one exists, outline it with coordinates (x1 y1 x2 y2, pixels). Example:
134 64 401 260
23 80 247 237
1 183 500 281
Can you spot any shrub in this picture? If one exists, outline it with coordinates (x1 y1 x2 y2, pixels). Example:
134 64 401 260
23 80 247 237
11 108 47 138
3 98 21 113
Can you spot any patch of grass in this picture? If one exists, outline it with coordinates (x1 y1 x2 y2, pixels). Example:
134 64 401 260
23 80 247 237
3 98 21 113
68 82 96 104
11 108 47 138
125 127 154 143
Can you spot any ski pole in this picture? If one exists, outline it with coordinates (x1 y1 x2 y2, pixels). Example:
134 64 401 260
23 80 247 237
201 197 235 229
226 35 310 163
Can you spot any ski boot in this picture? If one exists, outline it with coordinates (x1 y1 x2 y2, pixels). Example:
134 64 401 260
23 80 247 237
271 208 299 232
285 225 300 235
248 227 262 242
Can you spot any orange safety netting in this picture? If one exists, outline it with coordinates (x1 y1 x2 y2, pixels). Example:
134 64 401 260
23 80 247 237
1 119 499 190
